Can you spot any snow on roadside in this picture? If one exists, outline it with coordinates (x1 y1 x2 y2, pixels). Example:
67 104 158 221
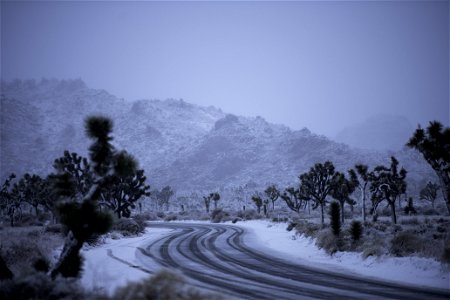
81 228 172 295
236 220 450 291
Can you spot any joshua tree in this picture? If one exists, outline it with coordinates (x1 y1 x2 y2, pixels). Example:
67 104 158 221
349 164 371 222
330 171 357 223
299 161 340 227
407 121 450 214
420 181 440 209
264 185 280 210
211 192 221 210
280 187 304 214
51 116 139 278
369 157 407 225
251 194 263 214
99 168 150 218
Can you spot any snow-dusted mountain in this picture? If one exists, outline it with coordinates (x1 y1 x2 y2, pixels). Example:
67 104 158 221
0 79 434 196
335 114 415 151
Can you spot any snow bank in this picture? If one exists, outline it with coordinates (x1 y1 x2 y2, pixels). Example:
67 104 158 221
237 220 450 290
81 228 172 295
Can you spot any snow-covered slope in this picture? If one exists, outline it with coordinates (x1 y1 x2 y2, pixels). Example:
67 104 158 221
0 79 435 196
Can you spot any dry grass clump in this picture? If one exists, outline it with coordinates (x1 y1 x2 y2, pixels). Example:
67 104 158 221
112 270 222 300
0 226 63 276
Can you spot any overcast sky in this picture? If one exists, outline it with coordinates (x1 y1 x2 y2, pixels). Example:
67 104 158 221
1 1 449 137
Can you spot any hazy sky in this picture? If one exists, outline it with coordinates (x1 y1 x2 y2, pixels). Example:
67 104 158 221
1 1 449 137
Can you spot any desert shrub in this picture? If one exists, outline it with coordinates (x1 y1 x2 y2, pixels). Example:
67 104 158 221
329 202 341 236
211 209 229 223
112 269 222 300
286 222 297 232
349 221 363 242
272 217 289 223
2 240 44 274
400 217 419 225
361 243 385 259
134 212 158 221
232 218 242 224
236 209 261 220
442 248 450 264
0 271 88 300
45 224 64 234
15 214 44 227
316 230 341 255
294 222 321 238
389 231 423 257
422 208 438 216
164 214 178 222
133 215 149 230
112 218 145 236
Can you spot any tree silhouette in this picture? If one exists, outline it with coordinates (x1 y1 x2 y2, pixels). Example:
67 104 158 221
299 161 339 227
349 164 370 222
331 171 357 223
99 169 150 218
251 194 263 214
420 181 440 209
264 185 280 210
407 121 449 214
51 116 139 278
369 157 407 224
280 187 304 214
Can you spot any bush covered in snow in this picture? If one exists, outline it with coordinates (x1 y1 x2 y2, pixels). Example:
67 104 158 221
112 218 145 236
111 270 222 300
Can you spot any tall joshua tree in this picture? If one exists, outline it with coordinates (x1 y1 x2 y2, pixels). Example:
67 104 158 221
369 157 407 225
349 164 370 222
51 116 138 278
407 121 450 214
264 185 280 210
330 171 357 224
300 161 339 227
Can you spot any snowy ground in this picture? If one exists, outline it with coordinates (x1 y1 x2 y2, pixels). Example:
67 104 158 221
238 220 450 291
81 228 172 295
81 220 450 295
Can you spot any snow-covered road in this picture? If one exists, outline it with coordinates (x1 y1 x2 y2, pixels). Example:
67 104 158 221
114 222 449 299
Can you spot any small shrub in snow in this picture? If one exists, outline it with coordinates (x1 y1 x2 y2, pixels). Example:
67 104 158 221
156 211 166 219
112 270 222 300
232 218 242 224
361 243 385 259
286 222 297 232
389 231 422 257
237 209 261 220
134 212 158 221
164 214 178 221
211 209 229 223
294 222 320 238
272 216 289 223
316 230 341 255
112 218 145 236
0 271 87 300
349 221 363 242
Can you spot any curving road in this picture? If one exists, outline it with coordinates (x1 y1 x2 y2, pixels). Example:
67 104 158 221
124 222 449 300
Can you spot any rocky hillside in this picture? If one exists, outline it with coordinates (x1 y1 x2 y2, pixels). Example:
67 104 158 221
0 79 435 196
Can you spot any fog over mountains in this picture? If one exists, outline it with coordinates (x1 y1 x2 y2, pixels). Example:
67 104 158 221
0 79 435 195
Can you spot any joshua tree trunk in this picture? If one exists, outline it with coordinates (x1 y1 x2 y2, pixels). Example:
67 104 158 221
389 200 397 224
